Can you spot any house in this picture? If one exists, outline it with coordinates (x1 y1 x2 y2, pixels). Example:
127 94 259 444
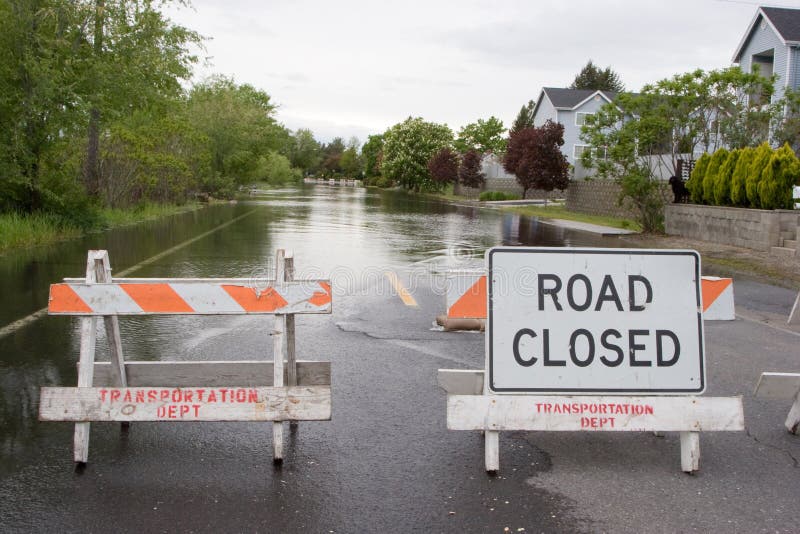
531 87 617 166
733 6 800 106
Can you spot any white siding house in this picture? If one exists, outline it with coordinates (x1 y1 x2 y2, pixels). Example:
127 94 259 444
733 6 800 106
531 88 616 166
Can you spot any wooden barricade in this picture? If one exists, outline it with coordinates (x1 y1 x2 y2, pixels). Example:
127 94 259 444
40 249 332 465
438 369 744 473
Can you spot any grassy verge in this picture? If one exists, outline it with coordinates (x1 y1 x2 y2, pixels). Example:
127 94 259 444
503 204 642 232
0 202 202 254
0 213 83 252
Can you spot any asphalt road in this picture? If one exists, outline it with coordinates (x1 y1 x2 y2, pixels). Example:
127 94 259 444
2 270 798 533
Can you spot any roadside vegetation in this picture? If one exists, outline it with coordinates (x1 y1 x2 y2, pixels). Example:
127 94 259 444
504 204 641 232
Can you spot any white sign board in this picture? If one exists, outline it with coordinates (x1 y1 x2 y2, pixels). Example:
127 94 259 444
487 247 705 394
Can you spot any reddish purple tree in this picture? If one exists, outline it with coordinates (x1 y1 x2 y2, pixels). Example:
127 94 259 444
459 150 485 188
427 147 460 185
503 120 569 198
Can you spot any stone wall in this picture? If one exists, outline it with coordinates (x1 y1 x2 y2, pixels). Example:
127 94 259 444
565 179 672 220
665 204 799 251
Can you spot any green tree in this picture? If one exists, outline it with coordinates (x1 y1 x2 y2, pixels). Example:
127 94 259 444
361 134 384 178
570 60 624 92
510 100 535 134
454 117 506 154
288 129 321 175
714 149 739 206
702 148 729 204
746 143 773 208
339 137 363 178
187 76 286 191
320 137 345 176
730 148 754 207
757 144 799 209
381 117 453 192
686 153 710 204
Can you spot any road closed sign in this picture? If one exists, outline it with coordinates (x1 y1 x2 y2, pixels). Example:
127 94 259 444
487 247 705 394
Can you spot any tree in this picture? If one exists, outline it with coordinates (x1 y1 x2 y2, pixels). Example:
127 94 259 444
427 147 460 185
686 153 710 204
458 150 485 188
288 129 321 175
381 117 453 192
320 137 345 176
757 144 799 209
361 134 384 178
503 121 569 199
187 76 287 192
455 117 507 154
511 100 536 134
714 149 739 206
570 60 624 92
746 143 773 208
702 148 728 204
339 137 363 178
730 148 754 206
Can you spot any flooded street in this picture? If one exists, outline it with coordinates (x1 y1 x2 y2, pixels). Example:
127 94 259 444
2 185 798 533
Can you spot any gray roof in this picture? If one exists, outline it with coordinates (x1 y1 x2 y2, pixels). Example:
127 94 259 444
541 88 617 109
733 6 800 62
761 7 800 43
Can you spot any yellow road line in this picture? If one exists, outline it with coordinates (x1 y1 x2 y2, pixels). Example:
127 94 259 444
385 271 418 307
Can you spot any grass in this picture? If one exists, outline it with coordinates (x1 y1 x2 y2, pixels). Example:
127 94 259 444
503 204 642 232
0 213 83 252
0 202 202 254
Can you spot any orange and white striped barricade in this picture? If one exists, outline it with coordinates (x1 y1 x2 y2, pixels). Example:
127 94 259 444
40 249 332 465
755 372 800 434
445 272 735 321
439 248 745 475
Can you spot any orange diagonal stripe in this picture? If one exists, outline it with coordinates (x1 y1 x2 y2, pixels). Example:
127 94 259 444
701 278 732 312
222 285 289 312
309 281 332 307
49 284 92 313
448 276 487 319
120 284 193 313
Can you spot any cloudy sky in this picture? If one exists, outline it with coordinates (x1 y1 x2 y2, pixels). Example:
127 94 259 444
165 0 799 143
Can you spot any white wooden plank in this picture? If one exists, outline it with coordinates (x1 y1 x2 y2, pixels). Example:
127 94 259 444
754 372 800 399
95 255 127 388
446 395 745 432
485 430 499 473
74 251 100 464
273 249 286 461
785 394 800 435
50 280 331 315
39 386 331 422
285 253 297 388
88 361 331 387
437 369 484 395
680 431 700 473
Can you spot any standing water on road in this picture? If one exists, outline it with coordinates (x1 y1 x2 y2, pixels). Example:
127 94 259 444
0 185 622 531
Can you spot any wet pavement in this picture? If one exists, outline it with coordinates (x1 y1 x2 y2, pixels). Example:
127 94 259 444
1 185 798 533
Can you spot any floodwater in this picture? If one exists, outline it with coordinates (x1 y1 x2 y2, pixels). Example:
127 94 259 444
0 185 623 531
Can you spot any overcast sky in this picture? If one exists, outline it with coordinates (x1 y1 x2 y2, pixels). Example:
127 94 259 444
164 0 800 144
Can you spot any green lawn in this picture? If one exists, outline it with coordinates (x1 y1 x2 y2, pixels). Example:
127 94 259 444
501 204 642 232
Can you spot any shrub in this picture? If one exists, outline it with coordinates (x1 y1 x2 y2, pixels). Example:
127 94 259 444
730 147 754 207
757 143 800 209
713 149 739 206
375 176 394 188
702 148 729 204
746 143 773 208
479 191 522 201
686 153 709 203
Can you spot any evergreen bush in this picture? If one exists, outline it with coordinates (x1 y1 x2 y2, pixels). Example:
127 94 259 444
730 147 754 207
686 153 709 203
746 143 773 208
714 149 739 206
702 148 729 204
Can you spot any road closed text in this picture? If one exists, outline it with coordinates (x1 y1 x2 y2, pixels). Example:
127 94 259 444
488 248 704 393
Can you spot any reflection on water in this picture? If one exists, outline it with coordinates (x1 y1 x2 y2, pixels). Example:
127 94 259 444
0 185 620 472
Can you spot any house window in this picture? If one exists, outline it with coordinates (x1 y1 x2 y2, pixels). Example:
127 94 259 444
574 145 607 161
575 112 594 126
574 145 590 160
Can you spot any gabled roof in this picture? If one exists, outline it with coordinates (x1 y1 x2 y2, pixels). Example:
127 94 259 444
733 6 800 63
539 87 617 110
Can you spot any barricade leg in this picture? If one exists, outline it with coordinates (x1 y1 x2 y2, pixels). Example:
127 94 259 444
680 431 700 473
785 393 800 434
272 249 286 463
485 430 499 473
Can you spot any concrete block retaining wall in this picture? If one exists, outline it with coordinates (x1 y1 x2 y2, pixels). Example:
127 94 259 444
565 180 671 219
665 204 799 251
